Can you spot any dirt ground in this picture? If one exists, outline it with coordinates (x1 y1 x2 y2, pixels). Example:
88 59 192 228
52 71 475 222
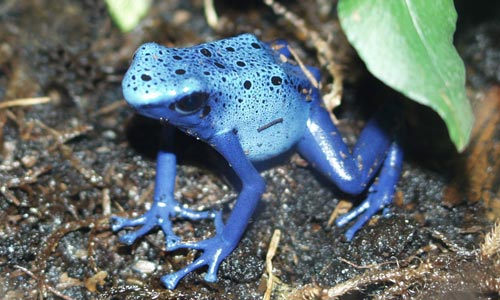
1 1 500 299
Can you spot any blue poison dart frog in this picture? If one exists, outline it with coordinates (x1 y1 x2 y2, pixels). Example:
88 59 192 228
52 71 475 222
112 34 403 289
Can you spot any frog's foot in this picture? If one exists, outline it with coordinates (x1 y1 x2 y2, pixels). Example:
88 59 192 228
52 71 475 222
336 185 393 241
335 141 403 241
160 212 235 289
111 197 216 246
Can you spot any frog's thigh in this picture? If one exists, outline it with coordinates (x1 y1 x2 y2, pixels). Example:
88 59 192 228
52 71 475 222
296 103 392 195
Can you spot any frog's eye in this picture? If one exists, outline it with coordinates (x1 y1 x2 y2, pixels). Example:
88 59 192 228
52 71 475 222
174 92 209 114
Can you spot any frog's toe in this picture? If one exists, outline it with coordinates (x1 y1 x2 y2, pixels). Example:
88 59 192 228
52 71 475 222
342 202 380 241
336 187 393 240
175 205 216 220
161 272 184 290
335 200 370 229
160 236 231 289
111 206 175 243
110 215 147 232
166 239 203 252
161 257 208 289
119 231 144 245
117 219 158 245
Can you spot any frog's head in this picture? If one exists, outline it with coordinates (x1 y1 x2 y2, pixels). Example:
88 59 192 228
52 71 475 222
122 42 211 129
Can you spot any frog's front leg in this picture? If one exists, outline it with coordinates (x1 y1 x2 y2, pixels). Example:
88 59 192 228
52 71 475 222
111 126 215 247
160 131 265 289
297 102 403 241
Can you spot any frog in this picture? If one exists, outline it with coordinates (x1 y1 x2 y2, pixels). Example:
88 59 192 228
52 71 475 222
111 33 403 289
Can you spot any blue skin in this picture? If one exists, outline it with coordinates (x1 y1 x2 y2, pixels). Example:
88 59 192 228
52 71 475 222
112 34 403 289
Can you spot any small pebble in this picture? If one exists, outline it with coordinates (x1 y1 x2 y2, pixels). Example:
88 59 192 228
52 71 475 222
132 259 157 274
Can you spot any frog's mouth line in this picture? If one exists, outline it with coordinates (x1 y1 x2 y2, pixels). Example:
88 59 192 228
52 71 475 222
132 102 204 128
130 102 169 120
136 102 164 110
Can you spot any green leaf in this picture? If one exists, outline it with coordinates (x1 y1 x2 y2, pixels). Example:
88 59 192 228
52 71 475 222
338 0 473 151
105 0 152 32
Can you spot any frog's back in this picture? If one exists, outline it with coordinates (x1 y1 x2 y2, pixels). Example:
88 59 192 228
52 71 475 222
200 34 315 161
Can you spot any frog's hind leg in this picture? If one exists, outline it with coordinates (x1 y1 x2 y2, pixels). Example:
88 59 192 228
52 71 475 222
267 39 321 83
267 39 292 58
296 101 403 240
